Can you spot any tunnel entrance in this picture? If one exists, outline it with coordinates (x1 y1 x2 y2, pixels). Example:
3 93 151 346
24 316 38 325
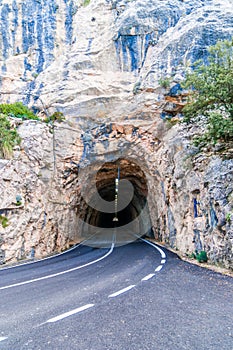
79 158 152 247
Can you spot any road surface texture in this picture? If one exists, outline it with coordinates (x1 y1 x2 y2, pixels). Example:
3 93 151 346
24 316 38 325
0 239 232 350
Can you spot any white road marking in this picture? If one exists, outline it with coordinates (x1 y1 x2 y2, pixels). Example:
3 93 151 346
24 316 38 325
140 238 166 259
161 259 166 264
141 273 155 281
0 243 114 291
155 265 163 272
0 337 7 342
108 285 136 298
46 304 95 323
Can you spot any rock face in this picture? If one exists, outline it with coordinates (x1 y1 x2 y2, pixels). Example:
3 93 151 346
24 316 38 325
0 0 232 269
1 0 233 117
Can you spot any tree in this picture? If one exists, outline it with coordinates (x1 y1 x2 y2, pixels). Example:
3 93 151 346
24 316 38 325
182 37 233 145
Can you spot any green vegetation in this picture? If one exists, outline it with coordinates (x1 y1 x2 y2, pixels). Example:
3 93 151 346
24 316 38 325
226 212 232 223
0 102 65 159
0 115 21 159
0 102 38 120
0 102 35 159
0 215 9 228
195 251 208 263
83 0 90 6
159 77 171 89
44 111 65 123
188 250 208 263
182 38 233 146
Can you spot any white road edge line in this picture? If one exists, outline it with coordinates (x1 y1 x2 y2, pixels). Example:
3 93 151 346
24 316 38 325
140 238 166 259
155 265 163 272
46 304 95 323
0 243 114 291
0 337 7 342
141 273 155 281
108 285 136 298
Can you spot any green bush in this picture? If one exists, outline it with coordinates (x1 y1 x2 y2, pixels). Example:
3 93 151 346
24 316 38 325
159 77 171 89
48 112 65 122
44 111 65 123
83 0 90 6
0 215 9 228
196 251 208 263
193 112 233 146
0 115 21 159
182 38 233 147
0 102 38 120
226 212 232 223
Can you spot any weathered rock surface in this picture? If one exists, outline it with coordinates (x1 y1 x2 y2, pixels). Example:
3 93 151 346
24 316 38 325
0 118 232 269
0 0 232 269
1 0 233 117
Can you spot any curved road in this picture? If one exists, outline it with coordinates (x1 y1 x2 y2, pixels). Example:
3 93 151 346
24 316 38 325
0 239 232 350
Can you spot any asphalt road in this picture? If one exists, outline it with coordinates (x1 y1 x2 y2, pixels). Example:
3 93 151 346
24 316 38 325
0 239 232 350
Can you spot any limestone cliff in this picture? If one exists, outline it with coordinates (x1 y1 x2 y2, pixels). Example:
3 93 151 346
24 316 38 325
1 0 233 117
0 0 232 269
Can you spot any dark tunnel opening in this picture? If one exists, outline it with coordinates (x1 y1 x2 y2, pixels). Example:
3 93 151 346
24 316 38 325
97 204 137 228
80 158 152 247
96 180 147 228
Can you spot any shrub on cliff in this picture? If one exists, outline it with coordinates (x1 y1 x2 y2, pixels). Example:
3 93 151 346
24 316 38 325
0 102 38 120
83 0 90 6
44 111 65 123
0 115 21 159
195 251 208 263
182 38 233 146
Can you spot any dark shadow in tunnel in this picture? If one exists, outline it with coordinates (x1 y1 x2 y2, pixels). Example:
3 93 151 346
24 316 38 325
96 198 144 228
79 158 152 247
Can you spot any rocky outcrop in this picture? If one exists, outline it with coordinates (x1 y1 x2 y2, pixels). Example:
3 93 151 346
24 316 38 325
0 118 232 269
0 0 232 269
